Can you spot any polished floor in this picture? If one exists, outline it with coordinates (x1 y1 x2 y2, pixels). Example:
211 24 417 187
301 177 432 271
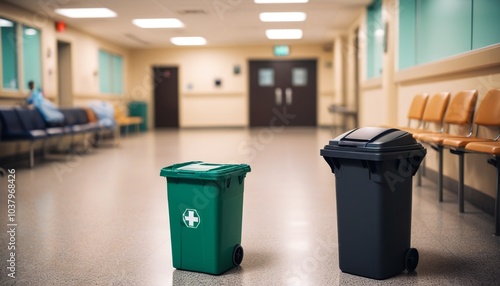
0 128 499 285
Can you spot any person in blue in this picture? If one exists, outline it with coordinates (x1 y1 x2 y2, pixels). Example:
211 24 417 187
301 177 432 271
26 80 64 126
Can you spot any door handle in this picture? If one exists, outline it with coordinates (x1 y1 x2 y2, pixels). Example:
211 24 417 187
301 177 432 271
275 88 282 105
286 88 292 105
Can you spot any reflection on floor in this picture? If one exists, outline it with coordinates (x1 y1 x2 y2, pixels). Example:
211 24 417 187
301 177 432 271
0 128 499 285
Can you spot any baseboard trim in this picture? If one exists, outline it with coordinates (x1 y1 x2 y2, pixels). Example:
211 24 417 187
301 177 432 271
424 169 495 216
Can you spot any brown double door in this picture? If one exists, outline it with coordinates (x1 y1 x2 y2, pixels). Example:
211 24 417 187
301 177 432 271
249 60 317 127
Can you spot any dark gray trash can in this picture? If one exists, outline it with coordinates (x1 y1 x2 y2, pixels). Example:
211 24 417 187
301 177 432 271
320 127 426 280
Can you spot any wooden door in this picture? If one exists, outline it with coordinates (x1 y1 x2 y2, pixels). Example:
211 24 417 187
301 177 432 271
153 66 179 128
249 60 317 127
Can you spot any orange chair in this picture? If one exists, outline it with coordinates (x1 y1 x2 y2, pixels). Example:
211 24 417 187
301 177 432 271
384 93 429 131
114 105 142 136
415 90 478 201
403 92 450 135
464 141 500 235
441 89 500 213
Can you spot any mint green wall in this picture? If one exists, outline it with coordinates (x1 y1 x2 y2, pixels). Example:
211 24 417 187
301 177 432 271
1 20 18 89
99 49 123 94
398 0 416 69
99 50 111 93
417 0 472 65
398 0 500 70
112 55 123 94
472 0 500 49
366 0 383 79
22 25 42 90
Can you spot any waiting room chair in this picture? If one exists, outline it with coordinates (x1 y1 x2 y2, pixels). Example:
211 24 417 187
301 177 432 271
440 89 500 213
464 141 500 235
415 90 478 202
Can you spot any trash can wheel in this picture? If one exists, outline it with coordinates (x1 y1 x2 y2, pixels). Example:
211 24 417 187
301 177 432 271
233 244 244 266
405 248 419 273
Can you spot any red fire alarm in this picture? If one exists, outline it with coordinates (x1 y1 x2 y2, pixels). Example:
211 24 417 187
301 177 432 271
55 21 66 33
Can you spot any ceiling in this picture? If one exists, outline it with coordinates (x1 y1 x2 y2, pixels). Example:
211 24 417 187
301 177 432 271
5 0 372 48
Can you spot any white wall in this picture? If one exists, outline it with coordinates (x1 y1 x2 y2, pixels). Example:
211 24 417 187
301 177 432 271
128 44 335 128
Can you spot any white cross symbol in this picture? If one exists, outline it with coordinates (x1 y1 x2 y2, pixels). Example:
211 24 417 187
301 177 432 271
184 210 199 227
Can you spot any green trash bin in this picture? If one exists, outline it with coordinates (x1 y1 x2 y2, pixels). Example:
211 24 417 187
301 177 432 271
160 161 251 275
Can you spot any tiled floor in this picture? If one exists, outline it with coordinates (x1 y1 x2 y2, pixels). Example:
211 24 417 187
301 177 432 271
0 128 499 285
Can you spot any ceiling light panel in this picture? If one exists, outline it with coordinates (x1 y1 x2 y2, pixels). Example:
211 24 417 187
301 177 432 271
170 37 207 46
255 0 309 3
266 29 303 39
55 8 117 18
259 12 306 22
132 18 184 28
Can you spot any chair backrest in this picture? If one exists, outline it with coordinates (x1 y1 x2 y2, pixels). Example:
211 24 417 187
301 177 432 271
443 90 478 125
407 93 429 120
83 107 97 123
0 109 25 133
60 109 77 126
421 92 451 123
474 89 500 127
31 108 48 129
74 108 89 124
14 108 38 131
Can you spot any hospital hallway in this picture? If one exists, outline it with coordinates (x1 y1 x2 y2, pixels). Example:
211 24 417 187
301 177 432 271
1 128 499 285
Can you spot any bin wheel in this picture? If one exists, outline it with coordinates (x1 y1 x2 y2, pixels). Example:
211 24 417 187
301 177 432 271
233 244 244 266
405 248 419 273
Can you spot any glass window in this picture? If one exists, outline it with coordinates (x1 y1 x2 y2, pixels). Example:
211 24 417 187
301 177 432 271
366 0 383 79
22 25 42 91
99 49 123 94
1 18 18 89
258 68 274 87
292 67 307 86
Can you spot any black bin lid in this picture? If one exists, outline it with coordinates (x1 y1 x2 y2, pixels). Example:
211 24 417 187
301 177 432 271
320 127 426 161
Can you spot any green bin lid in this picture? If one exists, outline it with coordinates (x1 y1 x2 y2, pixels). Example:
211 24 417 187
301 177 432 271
160 161 251 180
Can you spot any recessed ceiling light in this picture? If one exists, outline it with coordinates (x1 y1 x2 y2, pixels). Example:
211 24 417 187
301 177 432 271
259 12 306 22
132 18 184 28
255 0 308 3
0 19 14 27
266 29 303 40
170 37 207 46
55 8 117 18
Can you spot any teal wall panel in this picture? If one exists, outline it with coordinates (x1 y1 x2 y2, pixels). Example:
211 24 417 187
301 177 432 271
367 0 383 78
22 25 42 90
1 19 18 89
417 0 472 65
99 49 123 94
472 0 500 49
398 0 416 69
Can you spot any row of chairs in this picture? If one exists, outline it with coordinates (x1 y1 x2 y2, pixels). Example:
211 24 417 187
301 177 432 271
0 107 112 168
394 89 500 235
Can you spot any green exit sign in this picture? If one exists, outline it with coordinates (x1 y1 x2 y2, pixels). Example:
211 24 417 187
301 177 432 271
274 45 289 56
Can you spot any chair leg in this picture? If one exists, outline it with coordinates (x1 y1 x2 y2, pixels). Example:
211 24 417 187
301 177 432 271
458 152 465 213
438 145 444 202
29 141 35 168
488 156 500 236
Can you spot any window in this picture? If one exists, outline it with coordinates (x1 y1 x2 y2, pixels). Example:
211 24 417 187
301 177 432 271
1 18 18 89
258 68 274 87
99 49 123 94
366 0 383 79
22 25 42 90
